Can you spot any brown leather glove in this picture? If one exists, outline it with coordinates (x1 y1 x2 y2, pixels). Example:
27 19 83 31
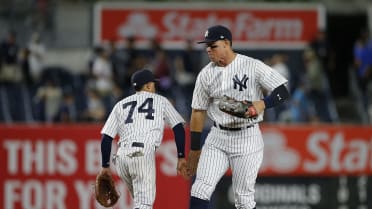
95 168 120 207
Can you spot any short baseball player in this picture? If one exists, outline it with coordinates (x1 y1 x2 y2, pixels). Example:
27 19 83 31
186 25 289 209
99 69 188 209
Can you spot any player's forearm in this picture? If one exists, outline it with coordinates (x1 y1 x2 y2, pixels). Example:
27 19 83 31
190 109 207 132
189 109 206 150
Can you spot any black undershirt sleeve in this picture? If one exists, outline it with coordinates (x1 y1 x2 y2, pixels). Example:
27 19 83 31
172 123 185 158
263 84 289 108
101 134 113 168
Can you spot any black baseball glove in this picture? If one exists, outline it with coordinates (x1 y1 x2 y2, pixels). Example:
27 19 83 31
218 95 258 119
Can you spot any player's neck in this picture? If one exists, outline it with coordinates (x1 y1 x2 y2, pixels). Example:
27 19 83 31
217 52 236 67
139 90 155 94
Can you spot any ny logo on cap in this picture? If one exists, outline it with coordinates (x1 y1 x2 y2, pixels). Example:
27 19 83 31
204 30 209 38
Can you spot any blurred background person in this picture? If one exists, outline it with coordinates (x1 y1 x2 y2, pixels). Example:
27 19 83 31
265 53 291 122
281 77 319 123
0 31 21 83
28 32 46 86
90 46 114 97
149 38 173 98
54 91 77 123
33 78 63 123
309 30 330 73
303 47 333 122
173 39 200 120
118 36 141 96
88 45 115 114
353 28 372 113
80 87 106 122
271 53 291 88
19 47 33 87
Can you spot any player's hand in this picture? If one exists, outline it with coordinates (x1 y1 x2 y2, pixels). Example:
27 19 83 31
177 158 188 179
186 150 201 177
251 100 265 115
99 167 111 176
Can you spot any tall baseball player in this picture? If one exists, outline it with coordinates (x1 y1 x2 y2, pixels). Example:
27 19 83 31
98 69 188 209
186 25 290 209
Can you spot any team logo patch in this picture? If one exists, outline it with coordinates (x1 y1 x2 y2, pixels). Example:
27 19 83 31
233 74 248 91
204 30 209 38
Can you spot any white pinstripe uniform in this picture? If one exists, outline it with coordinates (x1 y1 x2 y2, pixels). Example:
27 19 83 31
191 54 287 208
101 91 185 209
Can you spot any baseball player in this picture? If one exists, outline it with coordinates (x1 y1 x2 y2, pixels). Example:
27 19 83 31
99 69 188 209
186 25 289 209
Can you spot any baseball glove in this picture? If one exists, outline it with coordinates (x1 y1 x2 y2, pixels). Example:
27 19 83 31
218 95 258 119
95 171 120 207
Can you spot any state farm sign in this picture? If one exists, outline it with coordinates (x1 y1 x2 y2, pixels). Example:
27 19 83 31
260 125 372 176
93 3 325 49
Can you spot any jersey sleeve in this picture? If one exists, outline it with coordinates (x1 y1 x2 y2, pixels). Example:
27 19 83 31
101 103 119 138
163 98 185 128
256 60 288 91
191 70 209 110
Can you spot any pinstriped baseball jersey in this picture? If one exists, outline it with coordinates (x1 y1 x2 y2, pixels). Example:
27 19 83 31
189 53 288 209
192 54 287 127
101 91 185 146
101 91 184 209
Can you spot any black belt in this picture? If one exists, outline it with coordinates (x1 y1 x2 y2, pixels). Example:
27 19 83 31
132 142 144 148
213 122 253 131
119 142 145 148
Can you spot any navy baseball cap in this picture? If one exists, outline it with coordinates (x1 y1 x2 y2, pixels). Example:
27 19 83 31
197 25 232 44
131 69 158 89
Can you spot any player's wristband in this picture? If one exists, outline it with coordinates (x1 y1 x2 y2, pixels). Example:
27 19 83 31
190 131 202 150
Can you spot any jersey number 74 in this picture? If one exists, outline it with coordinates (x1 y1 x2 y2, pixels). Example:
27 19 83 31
122 98 155 123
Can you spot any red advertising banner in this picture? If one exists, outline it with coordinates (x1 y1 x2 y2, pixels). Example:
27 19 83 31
0 124 190 209
93 3 325 49
2 124 372 209
259 124 372 176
